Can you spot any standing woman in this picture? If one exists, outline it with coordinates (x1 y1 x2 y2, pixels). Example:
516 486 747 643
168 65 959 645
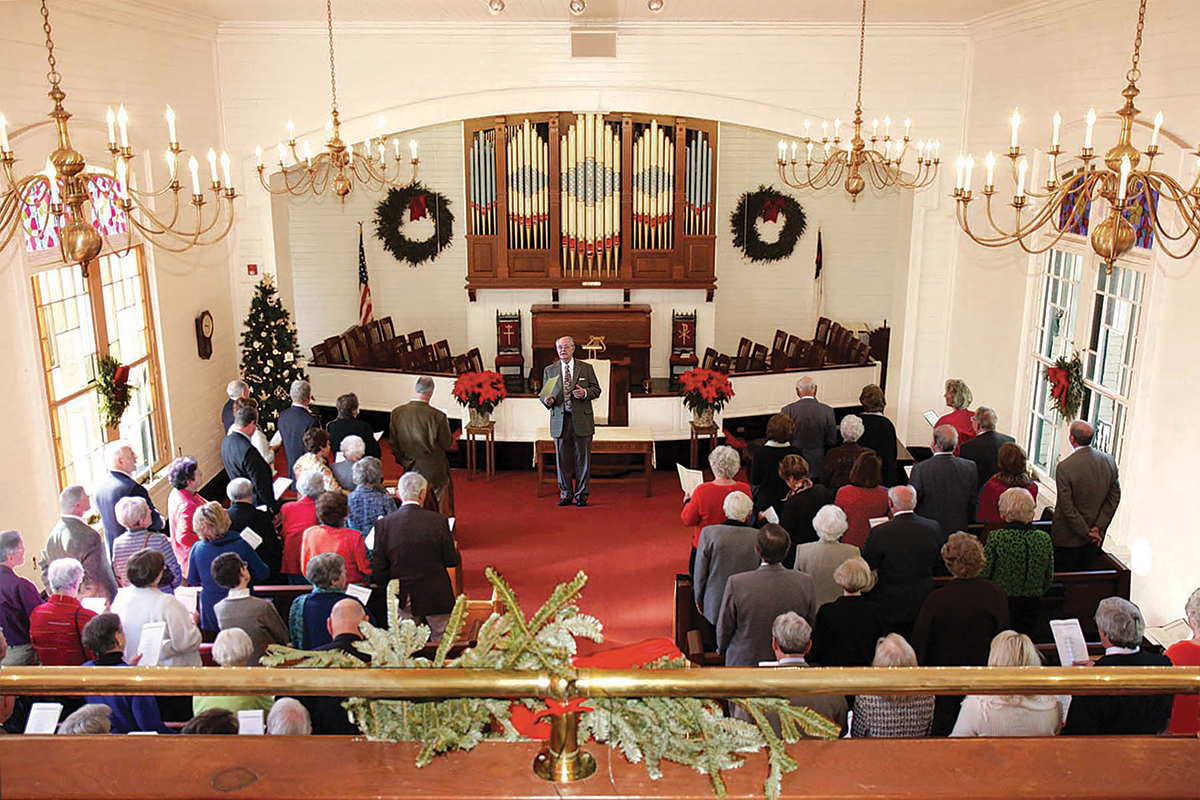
951 631 1065 737
857 385 899 487
981 488 1053 636
167 456 205 580
774 455 832 568
748 415 802 519
976 443 1039 526
936 379 976 451
1166 588 1200 735
187 502 269 635
835 453 890 549
681 445 751 574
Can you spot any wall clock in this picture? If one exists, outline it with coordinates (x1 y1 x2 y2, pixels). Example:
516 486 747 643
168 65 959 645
195 310 214 360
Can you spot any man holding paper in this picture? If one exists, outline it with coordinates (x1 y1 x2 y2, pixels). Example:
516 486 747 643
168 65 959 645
222 403 281 515
542 336 602 507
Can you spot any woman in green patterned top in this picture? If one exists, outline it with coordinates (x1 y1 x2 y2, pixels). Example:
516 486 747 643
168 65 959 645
982 488 1053 637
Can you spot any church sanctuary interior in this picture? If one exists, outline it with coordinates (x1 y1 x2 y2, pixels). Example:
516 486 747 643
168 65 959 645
1 0 1198 796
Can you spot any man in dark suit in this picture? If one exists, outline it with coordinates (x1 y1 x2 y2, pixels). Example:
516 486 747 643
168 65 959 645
389 376 454 515
863 486 943 638
958 406 1014 489
222 379 249 435
542 336 602 507
716 524 816 667
301 598 371 735
93 440 163 556
225 477 284 581
909 425 978 544
277 379 320 480
1063 597 1172 735
780 376 837 482
328 392 381 460
1051 421 1121 572
371 472 461 642
40 485 118 602
222 404 279 514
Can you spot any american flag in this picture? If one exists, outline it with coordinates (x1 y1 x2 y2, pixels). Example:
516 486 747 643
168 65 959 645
358 223 374 326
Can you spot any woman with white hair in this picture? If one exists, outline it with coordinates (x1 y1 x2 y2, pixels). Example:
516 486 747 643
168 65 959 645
193 628 274 716
850 634 935 738
110 497 182 593
935 378 976 450
951 630 1065 737
794 505 865 608
187 502 269 633
281 470 325 584
808 557 885 667
819 415 873 493
981 487 1053 636
1167 588 1200 735
331 435 367 491
347 457 396 535
681 445 751 574
29 558 96 666
166 456 204 578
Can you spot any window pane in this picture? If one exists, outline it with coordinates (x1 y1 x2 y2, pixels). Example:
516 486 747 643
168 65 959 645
117 361 160 477
34 265 98 400
1027 370 1061 478
100 251 149 364
1086 263 1142 396
1036 250 1082 361
55 391 106 489
1080 389 1127 461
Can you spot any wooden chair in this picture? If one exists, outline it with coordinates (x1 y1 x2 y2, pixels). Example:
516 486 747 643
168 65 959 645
453 354 471 375
467 347 484 373
771 329 788 353
494 311 525 391
668 310 699 387
378 316 395 341
407 330 426 351
324 336 349 365
734 337 753 373
804 341 826 368
310 342 329 366
713 353 732 374
749 343 768 371
701 347 718 371
785 334 802 367
434 339 453 372
815 316 831 345
345 327 373 366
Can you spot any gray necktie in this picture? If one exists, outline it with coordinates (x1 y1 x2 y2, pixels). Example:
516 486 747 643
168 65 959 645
564 362 573 412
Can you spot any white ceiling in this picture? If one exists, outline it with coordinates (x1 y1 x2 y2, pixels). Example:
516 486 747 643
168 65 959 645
81 0 1029 25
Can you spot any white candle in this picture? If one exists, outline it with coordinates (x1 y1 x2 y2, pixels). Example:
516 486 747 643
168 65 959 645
903 117 911 138
165 150 177 180
1117 155 1131 201
286 119 296 141
115 158 128 200
821 120 828 139
255 145 263 167
1016 157 1028 198
985 152 996 187
803 119 811 139
1010 108 1021 149
884 116 891 136
778 140 786 160
45 159 60 204
164 106 177 144
117 104 129 148
220 151 232 189
833 118 841 138
276 142 286 166
206 148 218 183
392 138 400 158
806 141 813 161
363 138 372 160
883 138 891 159
1084 108 1096 149
0 113 7 152
790 141 797 161
1052 112 1061 148
933 140 941 157
872 119 879 138
917 140 925 161
1151 111 1163 147
106 107 116 144
348 142 354 165
955 155 964 190
409 139 418 160
188 155 200 195
963 154 974 190
378 142 385 161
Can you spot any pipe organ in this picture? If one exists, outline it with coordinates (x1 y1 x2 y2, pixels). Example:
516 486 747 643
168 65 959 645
465 112 718 300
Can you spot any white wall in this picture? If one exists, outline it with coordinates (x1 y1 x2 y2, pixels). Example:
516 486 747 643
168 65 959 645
0 1 234 577
951 0 1200 624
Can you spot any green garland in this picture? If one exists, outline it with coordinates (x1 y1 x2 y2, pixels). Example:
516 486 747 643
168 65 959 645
263 568 838 800
374 181 455 266
95 354 133 429
730 185 807 263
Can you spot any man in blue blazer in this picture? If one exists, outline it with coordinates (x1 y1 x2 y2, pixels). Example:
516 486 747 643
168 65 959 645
277 380 320 480
93 440 163 557
542 336 602 507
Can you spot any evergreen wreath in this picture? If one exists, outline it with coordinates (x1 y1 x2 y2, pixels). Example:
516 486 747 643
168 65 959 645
374 181 455 267
730 185 807 263
1047 352 1085 420
96 354 134 429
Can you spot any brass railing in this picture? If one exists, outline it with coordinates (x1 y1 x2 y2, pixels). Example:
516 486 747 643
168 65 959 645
4 665 1196 782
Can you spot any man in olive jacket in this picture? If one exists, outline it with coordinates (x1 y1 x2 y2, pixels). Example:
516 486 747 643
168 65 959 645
542 336 602 507
389 376 454 516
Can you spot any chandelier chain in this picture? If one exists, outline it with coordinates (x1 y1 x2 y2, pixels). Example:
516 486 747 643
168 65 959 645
40 0 61 91
855 0 866 115
1126 0 1146 84
326 0 339 115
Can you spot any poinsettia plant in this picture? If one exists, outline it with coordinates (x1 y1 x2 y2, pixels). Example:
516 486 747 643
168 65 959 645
451 371 509 414
678 368 735 414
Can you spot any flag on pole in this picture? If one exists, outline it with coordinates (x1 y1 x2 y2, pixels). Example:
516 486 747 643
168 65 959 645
813 226 825 320
357 222 374 326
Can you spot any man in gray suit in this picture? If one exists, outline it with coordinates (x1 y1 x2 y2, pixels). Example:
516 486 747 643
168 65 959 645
716 524 816 667
693 491 757 646
542 336 602 507
40 485 118 603
958 406 1015 489
1052 421 1120 572
910 425 978 546
780 376 837 482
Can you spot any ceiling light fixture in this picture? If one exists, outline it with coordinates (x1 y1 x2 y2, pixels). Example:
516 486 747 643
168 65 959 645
774 0 939 201
256 0 419 199
954 0 1199 267
0 0 236 272
647 0 664 11
488 0 505 15
569 0 587 16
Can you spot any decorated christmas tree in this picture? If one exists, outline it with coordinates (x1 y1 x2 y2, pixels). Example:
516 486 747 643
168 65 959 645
239 274 307 429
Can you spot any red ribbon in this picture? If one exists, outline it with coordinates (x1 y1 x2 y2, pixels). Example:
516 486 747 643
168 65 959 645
760 197 786 223
532 697 595 721
114 365 130 387
408 193 428 221
1048 366 1069 402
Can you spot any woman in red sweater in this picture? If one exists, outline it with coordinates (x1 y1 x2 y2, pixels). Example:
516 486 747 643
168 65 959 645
935 378 976 452
835 453 890 549
1167 588 1200 735
681 445 749 574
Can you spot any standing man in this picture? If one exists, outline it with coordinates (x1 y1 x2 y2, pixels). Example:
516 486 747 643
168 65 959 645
958 407 1015 490
93 440 164 556
222 379 249 435
862 486 943 639
781 376 837 482
278 380 320 480
389 376 454 516
40 485 118 603
1051 421 1120 572
543 336 602 507
222 404 279 514
909 425 978 545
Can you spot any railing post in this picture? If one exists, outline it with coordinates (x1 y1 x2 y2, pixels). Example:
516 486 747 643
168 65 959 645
532 676 596 782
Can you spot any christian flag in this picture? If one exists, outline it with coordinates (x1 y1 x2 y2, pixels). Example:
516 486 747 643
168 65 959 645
813 227 825 319
357 223 374 326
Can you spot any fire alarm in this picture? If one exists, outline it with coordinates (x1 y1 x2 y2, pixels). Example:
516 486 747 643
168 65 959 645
247 263 259 276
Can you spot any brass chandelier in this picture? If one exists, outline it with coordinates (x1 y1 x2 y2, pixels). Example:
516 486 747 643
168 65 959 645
954 0 1199 267
0 0 236 273
775 0 940 201
257 0 418 199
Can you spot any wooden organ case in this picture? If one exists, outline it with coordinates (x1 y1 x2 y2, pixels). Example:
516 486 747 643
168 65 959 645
464 113 718 300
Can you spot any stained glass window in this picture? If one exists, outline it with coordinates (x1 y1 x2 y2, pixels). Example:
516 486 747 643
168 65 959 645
1056 175 1091 236
20 173 127 254
1123 185 1158 251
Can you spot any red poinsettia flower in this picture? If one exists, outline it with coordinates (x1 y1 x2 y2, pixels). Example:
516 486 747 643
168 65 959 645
452 371 508 413
678 368 735 414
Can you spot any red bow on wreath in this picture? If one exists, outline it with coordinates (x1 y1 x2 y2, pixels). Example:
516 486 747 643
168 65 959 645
760 197 786 223
1048 366 1069 403
408 193 428 222
113 364 131 402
